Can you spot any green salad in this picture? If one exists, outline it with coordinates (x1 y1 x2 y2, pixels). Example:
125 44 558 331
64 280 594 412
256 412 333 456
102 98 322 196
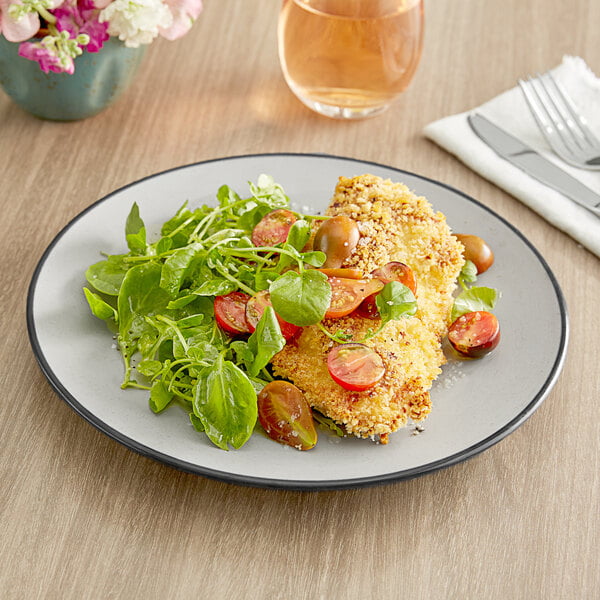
83 175 418 450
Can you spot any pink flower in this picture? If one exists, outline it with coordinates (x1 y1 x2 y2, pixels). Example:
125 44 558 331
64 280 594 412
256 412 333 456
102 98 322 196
19 40 74 73
159 0 202 41
53 0 109 52
0 0 42 42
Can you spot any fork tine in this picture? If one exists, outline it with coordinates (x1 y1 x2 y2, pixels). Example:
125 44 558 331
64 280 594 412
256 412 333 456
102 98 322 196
518 77 572 159
544 72 600 148
529 74 584 157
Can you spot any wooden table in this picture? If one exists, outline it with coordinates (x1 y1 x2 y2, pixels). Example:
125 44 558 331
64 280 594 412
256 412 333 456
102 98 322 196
2 1 599 598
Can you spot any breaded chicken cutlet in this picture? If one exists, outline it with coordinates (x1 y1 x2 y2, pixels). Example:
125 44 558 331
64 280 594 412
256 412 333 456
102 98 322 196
271 174 465 443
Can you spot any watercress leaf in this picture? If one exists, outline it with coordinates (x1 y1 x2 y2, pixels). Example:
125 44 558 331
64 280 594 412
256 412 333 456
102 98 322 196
229 340 254 370
83 288 117 321
451 286 500 321
237 204 272 232
187 341 219 364
149 380 172 413
160 244 200 297
85 257 129 295
375 281 418 326
136 359 162 378
177 314 205 328
458 260 478 287
160 201 190 236
269 269 331 326
254 270 279 292
192 278 236 297
193 357 258 450
300 251 326 267
286 219 311 251
249 174 289 208
247 307 286 377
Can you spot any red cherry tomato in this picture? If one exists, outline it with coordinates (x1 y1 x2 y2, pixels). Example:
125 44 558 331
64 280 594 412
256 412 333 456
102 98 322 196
327 343 386 391
251 209 297 247
448 310 500 358
257 380 317 450
454 234 494 274
357 262 417 319
325 277 385 319
245 290 301 341
214 291 251 335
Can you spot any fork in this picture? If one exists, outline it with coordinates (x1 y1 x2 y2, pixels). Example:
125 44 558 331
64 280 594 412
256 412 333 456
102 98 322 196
518 72 600 170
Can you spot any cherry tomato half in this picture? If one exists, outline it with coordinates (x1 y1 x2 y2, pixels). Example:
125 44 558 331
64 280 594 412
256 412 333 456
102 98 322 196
245 290 301 341
448 310 500 358
327 343 386 391
214 291 251 335
454 234 494 274
317 267 364 280
313 215 360 268
257 380 317 450
357 262 417 319
325 277 385 319
252 209 297 247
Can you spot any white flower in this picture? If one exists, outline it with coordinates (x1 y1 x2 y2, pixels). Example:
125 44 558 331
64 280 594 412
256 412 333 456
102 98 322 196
99 0 173 48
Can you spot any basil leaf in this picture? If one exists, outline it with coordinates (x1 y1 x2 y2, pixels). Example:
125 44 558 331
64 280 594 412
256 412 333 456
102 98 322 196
193 357 258 450
83 288 117 321
247 307 286 377
451 286 499 321
375 282 417 326
85 257 129 295
269 270 331 326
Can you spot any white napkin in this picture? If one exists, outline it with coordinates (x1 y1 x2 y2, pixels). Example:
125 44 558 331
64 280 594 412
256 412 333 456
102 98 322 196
424 56 600 258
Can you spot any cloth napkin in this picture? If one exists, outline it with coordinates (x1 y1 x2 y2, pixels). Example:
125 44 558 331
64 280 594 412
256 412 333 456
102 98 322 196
424 56 600 258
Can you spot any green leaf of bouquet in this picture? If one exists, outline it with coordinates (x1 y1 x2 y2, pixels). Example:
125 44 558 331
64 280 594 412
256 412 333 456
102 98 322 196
269 269 331 326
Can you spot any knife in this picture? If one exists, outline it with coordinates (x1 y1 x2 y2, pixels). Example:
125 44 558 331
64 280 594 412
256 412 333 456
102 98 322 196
467 113 600 218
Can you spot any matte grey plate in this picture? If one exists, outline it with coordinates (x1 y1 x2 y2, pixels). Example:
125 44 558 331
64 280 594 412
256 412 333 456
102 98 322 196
27 153 568 490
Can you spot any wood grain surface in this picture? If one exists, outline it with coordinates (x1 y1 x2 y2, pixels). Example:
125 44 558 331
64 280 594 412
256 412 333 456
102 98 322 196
1 1 599 598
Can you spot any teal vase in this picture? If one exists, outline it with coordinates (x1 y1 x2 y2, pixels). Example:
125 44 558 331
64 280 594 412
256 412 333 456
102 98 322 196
0 36 146 121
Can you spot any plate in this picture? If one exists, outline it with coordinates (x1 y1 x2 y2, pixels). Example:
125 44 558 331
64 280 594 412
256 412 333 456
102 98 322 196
26 153 568 490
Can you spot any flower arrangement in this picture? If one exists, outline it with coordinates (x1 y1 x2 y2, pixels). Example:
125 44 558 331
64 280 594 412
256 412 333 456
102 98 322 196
0 0 203 74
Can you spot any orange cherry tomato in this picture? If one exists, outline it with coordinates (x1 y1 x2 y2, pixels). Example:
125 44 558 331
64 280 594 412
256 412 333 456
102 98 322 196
257 381 317 450
448 310 500 358
357 262 417 319
454 234 494 274
325 277 384 319
317 268 364 279
327 343 385 391
245 290 301 341
214 291 251 335
252 209 297 247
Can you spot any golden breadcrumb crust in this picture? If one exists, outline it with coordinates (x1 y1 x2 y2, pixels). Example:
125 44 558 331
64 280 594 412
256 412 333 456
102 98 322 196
271 175 465 442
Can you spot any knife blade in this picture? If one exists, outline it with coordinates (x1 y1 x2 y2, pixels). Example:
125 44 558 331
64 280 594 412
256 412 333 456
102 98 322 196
467 113 600 218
